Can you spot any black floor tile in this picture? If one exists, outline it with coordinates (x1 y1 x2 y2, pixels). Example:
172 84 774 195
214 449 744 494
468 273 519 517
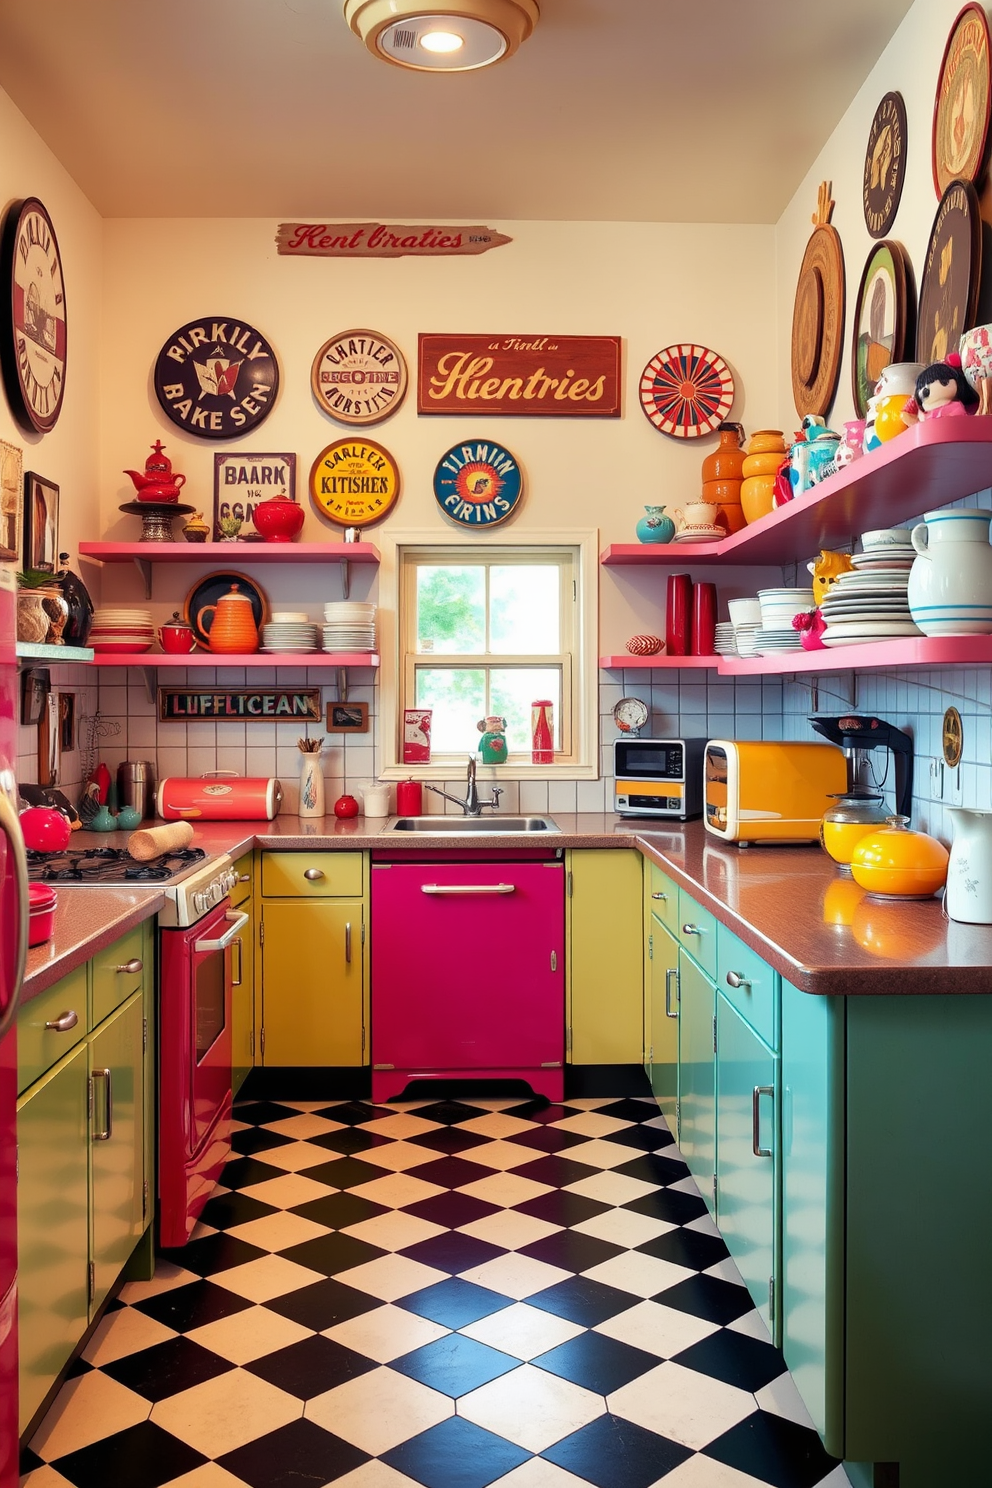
198 1190 279 1231
412 1126 491 1156
528 1275 638 1327
102 1335 234 1400
307 1127 392 1156
19 1447 43 1474
391 1332 520 1397
519 1230 622 1274
52 1421 206 1488
703 1409 842 1488
514 1154 601 1188
246 1332 376 1397
233 1101 301 1127
622 1188 708 1225
532 1331 661 1395
412 1155 497 1190
134 1279 254 1332
398 1231 506 1275
280 1232 387 1277
673 1328 786 1393
658 1274 755 1325
509 1125 589 1154
232 1126 295 1156
597 1099 662 1125
542 1413 692 1488
601 1125 676 1153
636 1227 730 1272
158 1232 266 1277
65 1356 92 1378
218 1417 369 1488
221 1154 288 1191
398 1277 513 1329
265 1276 382 1330
403 1191 501 1228
614 1153 691 1187
382 1415 529 1488
406 1100 489 1126
505 1100 581 1125
290 1192 389 1230
514 1190 611 1228
303 1156 389 1190
315 1101 389 1126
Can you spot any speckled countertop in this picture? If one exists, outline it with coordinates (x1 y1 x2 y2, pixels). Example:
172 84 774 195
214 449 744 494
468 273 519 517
21 813 992 1004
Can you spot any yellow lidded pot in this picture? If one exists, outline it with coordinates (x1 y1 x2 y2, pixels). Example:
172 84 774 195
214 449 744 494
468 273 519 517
850 815 949 898
820 792 889 868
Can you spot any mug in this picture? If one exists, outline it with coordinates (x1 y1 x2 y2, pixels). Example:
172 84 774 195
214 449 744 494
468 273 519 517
158 625 196 654
672 502 723 532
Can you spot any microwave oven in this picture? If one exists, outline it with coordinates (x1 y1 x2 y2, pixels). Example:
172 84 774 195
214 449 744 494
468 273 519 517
613 738 708 819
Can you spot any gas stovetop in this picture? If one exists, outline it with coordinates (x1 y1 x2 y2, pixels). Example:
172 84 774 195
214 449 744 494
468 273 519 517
27 845 208 886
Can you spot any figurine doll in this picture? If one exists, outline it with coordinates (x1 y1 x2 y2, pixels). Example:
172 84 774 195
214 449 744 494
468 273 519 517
902 354 979 424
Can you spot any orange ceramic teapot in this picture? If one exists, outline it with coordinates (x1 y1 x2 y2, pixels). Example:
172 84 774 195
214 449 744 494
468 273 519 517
195 584 259 653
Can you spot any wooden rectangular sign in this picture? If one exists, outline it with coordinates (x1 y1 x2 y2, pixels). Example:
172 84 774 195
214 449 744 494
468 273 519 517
418 334 622 417
275 223 511 258
159 688 321 722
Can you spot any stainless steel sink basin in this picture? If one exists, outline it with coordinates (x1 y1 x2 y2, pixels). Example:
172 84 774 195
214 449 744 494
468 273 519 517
380 815 560 834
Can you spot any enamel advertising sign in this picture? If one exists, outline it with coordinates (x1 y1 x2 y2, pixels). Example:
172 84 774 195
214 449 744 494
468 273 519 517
276 223 511 257
418 334 622 417
154 316 279 439
433 440 523 529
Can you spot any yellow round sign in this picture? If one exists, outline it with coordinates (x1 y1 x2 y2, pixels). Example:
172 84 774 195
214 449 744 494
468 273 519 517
309 438 400 527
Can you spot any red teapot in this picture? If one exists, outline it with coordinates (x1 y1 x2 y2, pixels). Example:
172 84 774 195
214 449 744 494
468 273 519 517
124 440 187 504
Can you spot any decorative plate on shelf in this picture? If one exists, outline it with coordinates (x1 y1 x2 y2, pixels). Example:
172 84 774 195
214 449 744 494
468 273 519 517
916 178 982 364
638 345 734 439
863 92 907 239
154 316 279 440
311 329 407 425
309 438 400 527
932 3 991 197
791 181 845 418
0 198 67 434
183 570 270 651
851 239 913 418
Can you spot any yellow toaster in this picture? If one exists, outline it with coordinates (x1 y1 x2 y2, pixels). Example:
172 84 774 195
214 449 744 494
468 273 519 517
704 740 847 845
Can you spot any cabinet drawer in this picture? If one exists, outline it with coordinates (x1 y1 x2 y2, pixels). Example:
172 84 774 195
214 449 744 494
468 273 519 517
717 923 778 1050
648 864 680 935
91 927 145 1027
677 889 717 979
17 966 88 1094
230 852 253 907
262 852 364 898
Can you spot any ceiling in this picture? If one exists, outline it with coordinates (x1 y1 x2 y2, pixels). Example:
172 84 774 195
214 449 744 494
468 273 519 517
0 0 914 222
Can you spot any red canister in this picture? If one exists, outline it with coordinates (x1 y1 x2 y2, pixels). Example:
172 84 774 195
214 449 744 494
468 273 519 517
396 779 423 815
28 883 58 947
666 573 693 655
691 582 717 655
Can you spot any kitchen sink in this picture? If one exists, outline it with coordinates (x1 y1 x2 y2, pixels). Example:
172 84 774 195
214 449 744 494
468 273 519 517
380 815 560 834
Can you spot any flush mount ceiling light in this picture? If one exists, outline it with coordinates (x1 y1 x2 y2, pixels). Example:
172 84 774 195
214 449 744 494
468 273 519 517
344 0 539 71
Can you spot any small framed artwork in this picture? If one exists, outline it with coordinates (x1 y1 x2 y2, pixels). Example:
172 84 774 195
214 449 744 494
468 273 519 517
21 667 50 726
23 473 59 571
327 701 369 733
0 440 23 562
213 452 296 541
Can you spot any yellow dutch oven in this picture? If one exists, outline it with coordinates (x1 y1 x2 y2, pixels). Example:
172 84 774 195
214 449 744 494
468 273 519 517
850 815 949 898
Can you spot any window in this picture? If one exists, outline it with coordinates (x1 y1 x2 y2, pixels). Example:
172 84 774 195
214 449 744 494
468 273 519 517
400 546 578 765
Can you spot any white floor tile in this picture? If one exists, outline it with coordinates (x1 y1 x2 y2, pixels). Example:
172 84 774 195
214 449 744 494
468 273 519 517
117 1261 197 1304
342 1211 447 1251
156 1466 250 1488
458 1362 604 1452
582 1250 695 1299
239 1172 334 1210
562 1172 657 1206
571 1209 675 1249
358 1141 441 1172
457 1173 554 1208
331 1463 425 1488
464 1140 540 1171
549 1113 630 1137
459 1113 536 1139
323 1303 450 1362
305 1365 453 1454
150 1369 301 1457
211 1254 325 1302
81 1305 177 1365
359 1113 443 1140
458 1210 562 1251
350 1173 446 1209
562 1139 642 1171
704 1257 746 1286
263 1113 344 1139
225 1211 329 1252
251 1140 337 1172
658 1456 773 1488
608 1360 756 1451
754 1370 817 1429
726 1309 772 1344
335 1253 448 1301
488 1461 592 1488
460 1252 572 1300
594 1300 720 1358
185 1304 314 1364
459 1301 586 1359
684 1213 723 1239
30 1372 150 1459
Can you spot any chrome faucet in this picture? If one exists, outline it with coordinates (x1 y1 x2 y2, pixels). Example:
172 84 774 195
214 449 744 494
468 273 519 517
425 756 503 817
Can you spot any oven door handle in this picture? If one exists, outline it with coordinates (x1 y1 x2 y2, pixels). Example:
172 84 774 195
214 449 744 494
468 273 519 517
194 910 249 953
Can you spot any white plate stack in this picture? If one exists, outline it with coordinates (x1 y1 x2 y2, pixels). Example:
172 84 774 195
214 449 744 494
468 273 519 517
323 602 376 654
820 559 920 647
755 588 813 654
90 608 154 653
714 622 738 656
261 612 319 653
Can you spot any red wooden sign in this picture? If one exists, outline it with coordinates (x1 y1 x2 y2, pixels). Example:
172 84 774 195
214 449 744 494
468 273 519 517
275 223 511 258
418 334 622 417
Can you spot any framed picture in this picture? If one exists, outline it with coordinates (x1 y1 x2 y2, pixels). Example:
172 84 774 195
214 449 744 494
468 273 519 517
23 472 59 572
851 240 913 418
213 452 296 541
0 440 23 562
20 667 50 726
327 701 369 733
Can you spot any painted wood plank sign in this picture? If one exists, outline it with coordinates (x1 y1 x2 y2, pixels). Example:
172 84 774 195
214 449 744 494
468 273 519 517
275 223 512 258
418 334 622 417
158 687 321 722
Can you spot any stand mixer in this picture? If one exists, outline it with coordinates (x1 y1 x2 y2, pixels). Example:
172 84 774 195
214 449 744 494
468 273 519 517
810 715 914 871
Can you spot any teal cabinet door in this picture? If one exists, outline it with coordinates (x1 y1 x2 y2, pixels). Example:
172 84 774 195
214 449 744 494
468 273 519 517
677 949 716 1215
648 915 679 1128
716 992 778 1340
89 993 145 1317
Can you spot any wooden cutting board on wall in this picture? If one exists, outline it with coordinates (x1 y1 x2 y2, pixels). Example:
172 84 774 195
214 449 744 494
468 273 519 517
791 181 846 418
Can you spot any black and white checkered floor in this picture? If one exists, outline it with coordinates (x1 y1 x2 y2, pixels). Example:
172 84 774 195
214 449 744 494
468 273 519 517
21 1095 852 1488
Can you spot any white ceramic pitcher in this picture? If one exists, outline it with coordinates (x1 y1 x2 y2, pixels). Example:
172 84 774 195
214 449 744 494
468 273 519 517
907 508 992 634
946 808 992 923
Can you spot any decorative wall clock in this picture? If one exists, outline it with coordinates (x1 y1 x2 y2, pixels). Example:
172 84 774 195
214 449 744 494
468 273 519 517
791 181 845 418
851 240 913 418
433 439 523 528
311 328 408 425
863 92 907 239
916 179 981 364
0 198 67 433
638 345 734 439
932 3 991 197
154 316 279 439
309 438 400 527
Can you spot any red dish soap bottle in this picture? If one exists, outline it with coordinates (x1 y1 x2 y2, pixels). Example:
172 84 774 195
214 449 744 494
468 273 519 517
532 700 554 765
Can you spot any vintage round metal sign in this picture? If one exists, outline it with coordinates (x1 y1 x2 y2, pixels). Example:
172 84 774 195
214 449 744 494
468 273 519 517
311 328 407 425
154 315 279 440
432 439 523 528
309 437 400 527
1 198 67 433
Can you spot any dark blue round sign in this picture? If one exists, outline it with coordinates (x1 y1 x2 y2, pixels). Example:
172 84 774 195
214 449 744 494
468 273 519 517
433 439 523 528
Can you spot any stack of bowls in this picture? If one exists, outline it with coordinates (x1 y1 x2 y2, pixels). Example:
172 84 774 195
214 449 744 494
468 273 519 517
755 587 813 654
727 596 762 657
261 612 319 653
820 530 919 647
90 608 154 653
323 602 376 653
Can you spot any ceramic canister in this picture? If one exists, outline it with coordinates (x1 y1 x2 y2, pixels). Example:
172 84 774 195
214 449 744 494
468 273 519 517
946 809 992 923
907 508 992 635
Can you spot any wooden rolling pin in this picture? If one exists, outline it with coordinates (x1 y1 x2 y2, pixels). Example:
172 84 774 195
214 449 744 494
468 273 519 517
127 821 195 861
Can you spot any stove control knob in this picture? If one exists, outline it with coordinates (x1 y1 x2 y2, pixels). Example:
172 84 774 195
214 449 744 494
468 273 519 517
193 891 206 916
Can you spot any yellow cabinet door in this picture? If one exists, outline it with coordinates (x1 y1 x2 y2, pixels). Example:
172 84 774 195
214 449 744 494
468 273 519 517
567 849 643 1065
261 900 364 1066
231 893 254 1095
89 993 146 1317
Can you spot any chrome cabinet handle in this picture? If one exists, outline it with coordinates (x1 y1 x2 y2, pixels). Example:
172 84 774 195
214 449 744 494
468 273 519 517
194 910 250 953
232 938 244 987
238 873 251 883
93 1068 113 1141
726 970 751 991
665 967 679 1019
421 884 515 895
116 958 143 975
345 922 352 964
752 1085 774 1158
651 891 668 900
304 868 325 881
45 1009 79 1033
681 923 700 935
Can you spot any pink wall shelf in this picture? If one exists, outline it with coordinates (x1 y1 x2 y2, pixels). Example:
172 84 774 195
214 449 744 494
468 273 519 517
90 652 379 668
601 636 992 676
79 540 380 599
602 421 992 569
599 655 718 669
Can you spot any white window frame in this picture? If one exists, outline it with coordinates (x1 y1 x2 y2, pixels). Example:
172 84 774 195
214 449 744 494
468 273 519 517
377 528 600 781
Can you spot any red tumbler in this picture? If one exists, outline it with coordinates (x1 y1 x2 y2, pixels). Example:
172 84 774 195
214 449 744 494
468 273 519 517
396 779 423 815
666 573 693 655
691 582 717 655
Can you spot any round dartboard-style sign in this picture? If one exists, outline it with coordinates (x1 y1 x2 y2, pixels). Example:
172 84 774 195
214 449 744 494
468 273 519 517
638 345 734 439
433 439 523 528
863 92 907 239
932 3 991 197
154 316 279 440
0 198 67 433
311 328 407 425
309 438 400 527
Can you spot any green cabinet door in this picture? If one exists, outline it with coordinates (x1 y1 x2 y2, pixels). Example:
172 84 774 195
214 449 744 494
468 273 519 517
89 992 145 1317
648 914 679 1128
17 1043 90 1432
677 948 716 1215
716 992 778 1340
231 893 254 1095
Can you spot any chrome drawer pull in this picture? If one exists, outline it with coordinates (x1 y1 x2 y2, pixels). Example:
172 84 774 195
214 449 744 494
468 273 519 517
665 967 679 1019
238 873 251 883
752 1085 774 1158
116 958 143 975
681 923 700 935
421 884 515 895
45 1009 78 1033
232 938 244 987
726 970 751 991
93 1068 113 1141
345 922 352 964
651 891 668 900
304 868 325 881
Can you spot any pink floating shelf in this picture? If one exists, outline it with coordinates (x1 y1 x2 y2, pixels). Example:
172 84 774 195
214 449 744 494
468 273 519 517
601 636 992 676
599 655 719 669
602 420 992 569
89 652 379 668
79 541 380 564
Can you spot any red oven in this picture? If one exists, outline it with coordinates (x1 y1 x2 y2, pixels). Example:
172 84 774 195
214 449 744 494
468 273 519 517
159 893 247 1247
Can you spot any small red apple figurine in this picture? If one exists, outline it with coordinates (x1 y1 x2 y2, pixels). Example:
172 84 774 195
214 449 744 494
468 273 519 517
333 793 360 819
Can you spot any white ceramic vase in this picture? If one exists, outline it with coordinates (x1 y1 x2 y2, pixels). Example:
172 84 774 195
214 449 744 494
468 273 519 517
298 752 325 818
946 809 992 923
907 508 992 635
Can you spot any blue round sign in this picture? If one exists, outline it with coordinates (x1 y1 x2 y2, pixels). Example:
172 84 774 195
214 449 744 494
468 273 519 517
433 439 523 528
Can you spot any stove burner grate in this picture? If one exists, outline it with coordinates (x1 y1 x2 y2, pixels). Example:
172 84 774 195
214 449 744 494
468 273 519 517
27 845 207 886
